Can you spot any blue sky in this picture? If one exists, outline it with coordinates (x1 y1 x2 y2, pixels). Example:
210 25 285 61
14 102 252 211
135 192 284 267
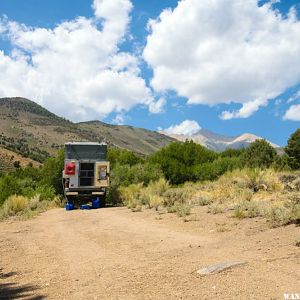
0 0 300 146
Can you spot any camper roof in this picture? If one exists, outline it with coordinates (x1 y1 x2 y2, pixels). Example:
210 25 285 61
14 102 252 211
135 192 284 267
64 142 107 160
64 142 107 146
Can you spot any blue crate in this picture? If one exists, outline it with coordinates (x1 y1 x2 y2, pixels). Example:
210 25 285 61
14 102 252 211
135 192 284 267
65 203 74 211
80 204 90 210
92 197 100 209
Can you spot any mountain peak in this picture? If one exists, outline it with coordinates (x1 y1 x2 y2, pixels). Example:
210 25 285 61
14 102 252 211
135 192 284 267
161 129 278 151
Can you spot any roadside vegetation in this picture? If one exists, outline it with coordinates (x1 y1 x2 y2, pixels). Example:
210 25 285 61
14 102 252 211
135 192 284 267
0 151 64 219
0 128 299 225
116 129 300 227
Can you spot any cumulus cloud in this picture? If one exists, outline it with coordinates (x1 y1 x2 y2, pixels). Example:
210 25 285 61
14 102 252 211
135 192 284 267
143 0 300 119
161 120 201 136
0 0 157 121
112 113 126 125
148 97 166 114
287 89 300 103
283 104 300 121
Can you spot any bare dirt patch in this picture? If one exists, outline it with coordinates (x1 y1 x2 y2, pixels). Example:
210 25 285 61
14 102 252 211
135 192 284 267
0 207 299 299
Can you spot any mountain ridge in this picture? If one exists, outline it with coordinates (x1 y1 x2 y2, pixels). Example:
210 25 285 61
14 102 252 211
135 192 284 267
0 97 175 162
0 97 279 165
160 129 279 152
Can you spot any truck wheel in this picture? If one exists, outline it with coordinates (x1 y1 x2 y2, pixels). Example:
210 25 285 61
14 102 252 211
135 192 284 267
100 194 106 208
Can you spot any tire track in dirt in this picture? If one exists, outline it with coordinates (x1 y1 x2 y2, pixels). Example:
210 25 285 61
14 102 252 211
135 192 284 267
0 207 299 299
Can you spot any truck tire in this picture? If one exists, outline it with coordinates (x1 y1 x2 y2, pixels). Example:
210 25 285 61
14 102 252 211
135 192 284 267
100 194 106 208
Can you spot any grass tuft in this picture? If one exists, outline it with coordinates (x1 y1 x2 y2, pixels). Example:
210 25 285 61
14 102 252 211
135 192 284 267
0 194 61 220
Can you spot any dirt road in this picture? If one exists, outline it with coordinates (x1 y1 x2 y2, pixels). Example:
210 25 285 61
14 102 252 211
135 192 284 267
0 207 299 299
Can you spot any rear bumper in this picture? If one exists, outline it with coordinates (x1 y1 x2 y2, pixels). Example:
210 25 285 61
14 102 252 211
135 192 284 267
65 187 106 196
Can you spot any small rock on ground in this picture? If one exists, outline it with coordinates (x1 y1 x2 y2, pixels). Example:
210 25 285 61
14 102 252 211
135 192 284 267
197 261 247 275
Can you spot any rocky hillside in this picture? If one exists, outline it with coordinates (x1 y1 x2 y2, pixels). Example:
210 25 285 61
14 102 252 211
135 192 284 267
0 97 175 163
161 128 278 152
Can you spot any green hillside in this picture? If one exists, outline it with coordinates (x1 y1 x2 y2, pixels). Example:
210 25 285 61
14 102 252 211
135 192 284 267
0 97 175 163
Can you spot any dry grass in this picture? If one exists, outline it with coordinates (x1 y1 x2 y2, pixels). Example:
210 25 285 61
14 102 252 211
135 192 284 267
119 178 193 218
119 169 300 226
233 200 264 219
0 194 61 220
201 169 299 226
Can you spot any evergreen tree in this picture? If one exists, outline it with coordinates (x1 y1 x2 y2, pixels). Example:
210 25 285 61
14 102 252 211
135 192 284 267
285 129 300 169
241 139 277 168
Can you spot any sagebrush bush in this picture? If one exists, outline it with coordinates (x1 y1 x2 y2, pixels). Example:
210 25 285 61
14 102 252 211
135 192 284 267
163 187 192 207
120 178 194 217
194 194 212 206
1 195 29 216
0 194 61 220
148 194 164 210
207 203 225 214
119 183 144 209
147 178 170 197
175 203 192 217
233 201 264 219
267 206 291 227
118 167 298 224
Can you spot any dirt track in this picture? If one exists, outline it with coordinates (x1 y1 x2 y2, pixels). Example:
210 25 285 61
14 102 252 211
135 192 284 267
0 207 299 299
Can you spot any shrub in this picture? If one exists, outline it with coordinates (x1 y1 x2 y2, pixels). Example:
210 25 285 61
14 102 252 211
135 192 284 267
194 194 212 206
107 148 144 168
106 186 122 206
207 203 225 214
149 140 217 184
285 129 300 170
35 185 56 201
241 139 278 168
130 163 164 186
163 187 191 207
111 163 163 188
267 206 291 227
0 174 23 206
222 168 283 193
220 148 244 158
0 194 61 220
1 195 29 216
40 150 64 195
233 201 263 219
272 154 291 171
148 194 164 210
175 203 192 217
119 183 144 209
147 178 170 197
194 156 242 181
286 194 300 224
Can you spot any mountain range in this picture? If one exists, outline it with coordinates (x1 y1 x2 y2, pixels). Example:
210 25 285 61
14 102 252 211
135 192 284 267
160 129 279 152
0 97 174 164
0 97 278 167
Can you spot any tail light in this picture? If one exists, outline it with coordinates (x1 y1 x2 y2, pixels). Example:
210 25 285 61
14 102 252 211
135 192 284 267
65 162 76 175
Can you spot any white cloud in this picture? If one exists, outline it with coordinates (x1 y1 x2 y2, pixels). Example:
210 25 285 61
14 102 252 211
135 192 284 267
112 113 126 125
92 0 133 45
161 120 201 136
283 104 300 121
143 0 300 119
220 98 267 119
148 97 166 114
0 0 156 121
287 89 300 103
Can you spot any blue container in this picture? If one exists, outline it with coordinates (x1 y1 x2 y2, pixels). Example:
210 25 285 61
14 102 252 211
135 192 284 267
92 197 100 209
65 203 74 211
80 204 90 210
